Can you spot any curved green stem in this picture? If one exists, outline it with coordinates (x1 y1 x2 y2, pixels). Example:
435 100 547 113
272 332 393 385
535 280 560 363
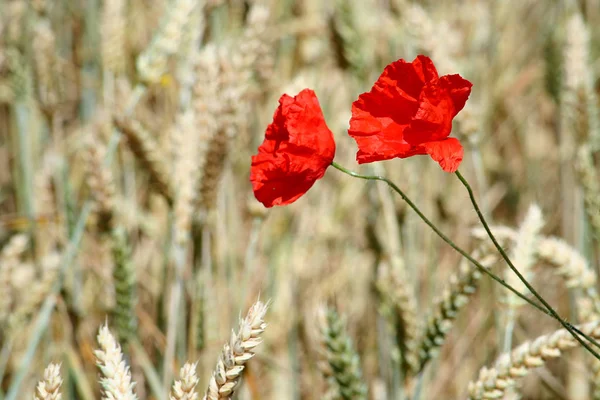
455 170 600 358
330 162 600 360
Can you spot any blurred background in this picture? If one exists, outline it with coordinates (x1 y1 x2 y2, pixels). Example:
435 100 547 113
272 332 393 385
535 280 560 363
0 0 599 399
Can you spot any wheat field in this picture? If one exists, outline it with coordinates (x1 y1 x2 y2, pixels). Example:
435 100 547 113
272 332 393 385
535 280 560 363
0 0 599 399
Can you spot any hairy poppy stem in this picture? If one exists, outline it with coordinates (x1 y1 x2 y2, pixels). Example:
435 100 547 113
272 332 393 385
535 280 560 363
330 162 600 360
454 170 600 359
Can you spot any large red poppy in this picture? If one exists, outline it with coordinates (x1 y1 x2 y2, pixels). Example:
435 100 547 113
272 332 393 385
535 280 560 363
348 55 472 172
250 89 336 207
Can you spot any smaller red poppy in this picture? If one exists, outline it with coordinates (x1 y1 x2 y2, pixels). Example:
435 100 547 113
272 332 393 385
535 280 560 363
250 89 336 207
348 55 472 172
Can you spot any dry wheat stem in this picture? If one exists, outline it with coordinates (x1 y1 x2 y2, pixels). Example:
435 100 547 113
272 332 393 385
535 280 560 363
203 300 268 400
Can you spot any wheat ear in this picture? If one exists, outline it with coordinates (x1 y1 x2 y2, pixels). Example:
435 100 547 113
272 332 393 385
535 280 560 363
84 134 116 233
467 321 600 399
110 228 138 344
375 261 419 375
202 300 268 400
114 116 174 204
576 145 600 240
170 362 199 400
417 249 497 373
100 0 126 76
95 324 138 400
0 234 28 325
34 363 63 400
319 307 367 400
135 0 197 84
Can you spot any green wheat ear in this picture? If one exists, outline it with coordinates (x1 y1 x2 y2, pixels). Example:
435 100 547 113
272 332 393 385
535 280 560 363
321 307 367 400
111 227 138 346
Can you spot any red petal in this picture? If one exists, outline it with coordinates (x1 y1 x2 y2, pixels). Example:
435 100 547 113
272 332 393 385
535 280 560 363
418 137 464 172
349 56 439 163
439 74 473 115
403 74 472 145
250 89 336 207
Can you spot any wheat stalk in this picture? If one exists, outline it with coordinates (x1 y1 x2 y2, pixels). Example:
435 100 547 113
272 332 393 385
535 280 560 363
34 363 63 400
203 300 268 400
467 321 600 399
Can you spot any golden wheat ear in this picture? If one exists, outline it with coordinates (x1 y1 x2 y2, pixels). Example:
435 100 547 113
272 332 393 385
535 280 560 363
34 363 63 400
467 322 600 400
202 300 268 400
170 362 199 400
94 324 138 400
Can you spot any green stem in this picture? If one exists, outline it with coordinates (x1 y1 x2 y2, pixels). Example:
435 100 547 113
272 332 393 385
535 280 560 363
455 170 600 359
330 162 600 360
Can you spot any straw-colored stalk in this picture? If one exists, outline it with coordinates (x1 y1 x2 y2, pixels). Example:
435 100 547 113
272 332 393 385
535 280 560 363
319 307 367 400
202 300 268 400
95 324 138 400
114 116 174 204
467 322 600 399
34 363 63 400
170 362 199 400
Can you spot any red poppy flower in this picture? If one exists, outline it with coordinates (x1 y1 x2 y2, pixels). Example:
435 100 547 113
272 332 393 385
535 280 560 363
348 55 472 172
250 89 336 207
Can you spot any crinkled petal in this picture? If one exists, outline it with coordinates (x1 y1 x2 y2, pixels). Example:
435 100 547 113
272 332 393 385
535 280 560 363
418 137 464 172
348 55 442 163
439 74 473 116
403 74 472 145
250 89 335 207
